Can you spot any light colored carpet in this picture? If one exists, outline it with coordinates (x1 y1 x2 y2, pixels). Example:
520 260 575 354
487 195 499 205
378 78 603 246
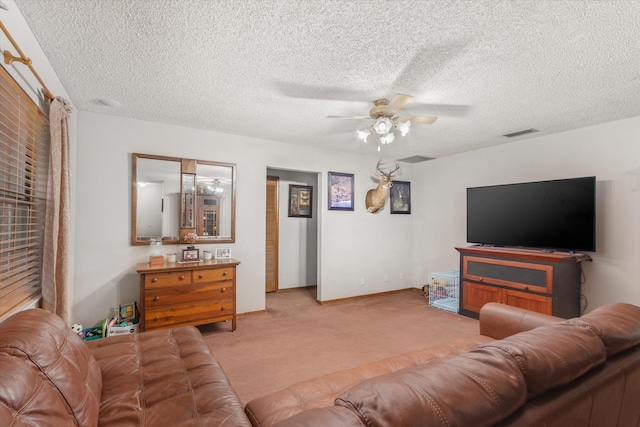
199 288 479 405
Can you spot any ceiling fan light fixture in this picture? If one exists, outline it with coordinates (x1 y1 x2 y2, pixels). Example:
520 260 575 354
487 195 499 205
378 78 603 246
357 128 371 142
380 132 395 145
374 117 393 135
396 120 411 136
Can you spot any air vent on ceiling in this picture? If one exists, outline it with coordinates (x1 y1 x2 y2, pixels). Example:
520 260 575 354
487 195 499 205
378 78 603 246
502 128 539 138
397 155 435 164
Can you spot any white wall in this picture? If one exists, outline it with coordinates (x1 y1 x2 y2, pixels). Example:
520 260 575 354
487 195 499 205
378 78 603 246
413 116 640 311
266 169 318 290
73 111 415 326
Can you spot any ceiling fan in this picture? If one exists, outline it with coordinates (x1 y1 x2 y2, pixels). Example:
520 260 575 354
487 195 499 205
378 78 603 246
327 94 437 147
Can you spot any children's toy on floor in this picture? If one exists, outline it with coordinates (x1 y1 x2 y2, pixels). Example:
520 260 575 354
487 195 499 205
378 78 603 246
119 301 139 323
71 323 83 336
106 301 140 336
81 321 106 341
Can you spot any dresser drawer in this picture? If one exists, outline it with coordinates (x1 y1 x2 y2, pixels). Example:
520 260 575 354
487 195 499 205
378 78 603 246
144 271 192 289
193 267 234 283
145 298 234 330
145 282 233 308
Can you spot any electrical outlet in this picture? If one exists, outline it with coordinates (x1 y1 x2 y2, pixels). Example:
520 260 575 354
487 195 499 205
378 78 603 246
384 274 389 282
400 273 404 280
360 277 365 286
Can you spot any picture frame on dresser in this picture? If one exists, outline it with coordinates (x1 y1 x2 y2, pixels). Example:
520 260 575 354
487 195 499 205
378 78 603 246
182 248 199 261
215 247 231 259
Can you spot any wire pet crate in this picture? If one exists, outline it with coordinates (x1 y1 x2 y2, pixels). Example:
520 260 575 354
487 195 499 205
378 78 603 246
428 270 460 313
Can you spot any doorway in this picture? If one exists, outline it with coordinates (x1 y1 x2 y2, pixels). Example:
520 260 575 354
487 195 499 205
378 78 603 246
265 169 319 299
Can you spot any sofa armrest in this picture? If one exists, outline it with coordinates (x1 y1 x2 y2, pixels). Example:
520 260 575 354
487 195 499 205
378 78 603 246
479 303 564 340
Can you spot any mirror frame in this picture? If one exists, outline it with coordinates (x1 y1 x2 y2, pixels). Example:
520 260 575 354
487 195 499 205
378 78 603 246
131 153 236 245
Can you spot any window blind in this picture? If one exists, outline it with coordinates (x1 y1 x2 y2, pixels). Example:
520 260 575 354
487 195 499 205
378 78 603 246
0 65 50 319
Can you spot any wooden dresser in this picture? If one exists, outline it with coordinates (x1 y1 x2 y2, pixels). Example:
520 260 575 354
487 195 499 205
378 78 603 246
136 259 240 332
456 247 587 319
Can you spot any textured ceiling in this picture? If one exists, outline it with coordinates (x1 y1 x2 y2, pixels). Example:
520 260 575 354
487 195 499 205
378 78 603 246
10 0 640 159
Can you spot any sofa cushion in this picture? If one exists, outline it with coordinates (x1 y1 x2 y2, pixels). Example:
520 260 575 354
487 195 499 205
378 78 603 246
272 407 366 427
335 346 527 427
482 321 607 398
244 335 493 427
0 308 102 427
479 302 564 339
0 353 77 426
86 325 251 427
567 303 640 357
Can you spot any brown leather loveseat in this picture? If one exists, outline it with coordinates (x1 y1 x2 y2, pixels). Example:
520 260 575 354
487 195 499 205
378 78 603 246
0 308 252 426
245 302 640 427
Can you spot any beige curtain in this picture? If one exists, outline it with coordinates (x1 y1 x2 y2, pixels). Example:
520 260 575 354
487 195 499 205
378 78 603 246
42 97 73 324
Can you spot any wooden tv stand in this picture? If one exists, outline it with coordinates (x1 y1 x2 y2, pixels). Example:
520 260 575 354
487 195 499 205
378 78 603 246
456 247 588 319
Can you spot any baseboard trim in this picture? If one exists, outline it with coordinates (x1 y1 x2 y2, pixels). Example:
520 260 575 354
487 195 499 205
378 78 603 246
238 287 423 315
318 287 421 306
274 285 317 293
237 309 267 317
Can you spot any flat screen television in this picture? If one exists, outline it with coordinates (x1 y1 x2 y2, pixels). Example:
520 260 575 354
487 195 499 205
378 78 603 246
466 176 596 252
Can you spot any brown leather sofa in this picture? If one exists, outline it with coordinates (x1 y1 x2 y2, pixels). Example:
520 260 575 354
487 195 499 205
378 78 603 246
245 302 640 427
0 308 252 426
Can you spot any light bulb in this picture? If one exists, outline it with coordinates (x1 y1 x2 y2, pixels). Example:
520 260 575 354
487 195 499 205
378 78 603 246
380 132 395 144
396 120 411 136
374 117 393 135
357 128 371 142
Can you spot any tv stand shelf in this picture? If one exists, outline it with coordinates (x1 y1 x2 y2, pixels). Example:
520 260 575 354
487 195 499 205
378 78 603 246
456 247 585 319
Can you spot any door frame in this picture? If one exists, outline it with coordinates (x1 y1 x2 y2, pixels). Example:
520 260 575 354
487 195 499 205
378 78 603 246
265 175 280 293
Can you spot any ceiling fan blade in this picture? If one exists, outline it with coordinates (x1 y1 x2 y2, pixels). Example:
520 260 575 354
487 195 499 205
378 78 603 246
397 115 438 125
383 94 413 115
327 115 372 120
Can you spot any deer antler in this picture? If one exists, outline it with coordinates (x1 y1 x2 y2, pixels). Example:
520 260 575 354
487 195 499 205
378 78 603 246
390 162 401 180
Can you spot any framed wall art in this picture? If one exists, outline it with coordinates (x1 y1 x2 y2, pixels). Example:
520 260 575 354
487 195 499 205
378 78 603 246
328 172 354 211
390 181 411 214
288 184 313 218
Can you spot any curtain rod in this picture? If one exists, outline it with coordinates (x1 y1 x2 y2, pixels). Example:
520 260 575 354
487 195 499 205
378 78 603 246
0 20 55 101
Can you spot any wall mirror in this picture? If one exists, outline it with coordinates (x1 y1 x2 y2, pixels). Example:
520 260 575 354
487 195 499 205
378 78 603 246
132 153 236 245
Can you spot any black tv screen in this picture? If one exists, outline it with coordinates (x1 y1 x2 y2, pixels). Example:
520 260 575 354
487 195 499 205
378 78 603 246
467 176 596 252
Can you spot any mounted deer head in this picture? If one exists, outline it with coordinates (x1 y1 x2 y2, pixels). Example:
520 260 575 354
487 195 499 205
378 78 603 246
365 159 401 213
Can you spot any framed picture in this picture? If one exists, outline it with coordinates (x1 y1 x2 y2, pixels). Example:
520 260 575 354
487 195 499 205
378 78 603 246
390 181 411 214
182 248 200 261
328 172 354 211
288 184 313 218
215 247 231 259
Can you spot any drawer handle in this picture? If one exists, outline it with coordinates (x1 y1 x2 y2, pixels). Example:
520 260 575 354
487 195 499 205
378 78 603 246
152 277 158 283
154 316 159 321
223 271 228 276
220 306 225 311
199 273 204 279
179 275 185 280
153 296 160 302
523 285 529 290
221 287 226 293
478 277 484 282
